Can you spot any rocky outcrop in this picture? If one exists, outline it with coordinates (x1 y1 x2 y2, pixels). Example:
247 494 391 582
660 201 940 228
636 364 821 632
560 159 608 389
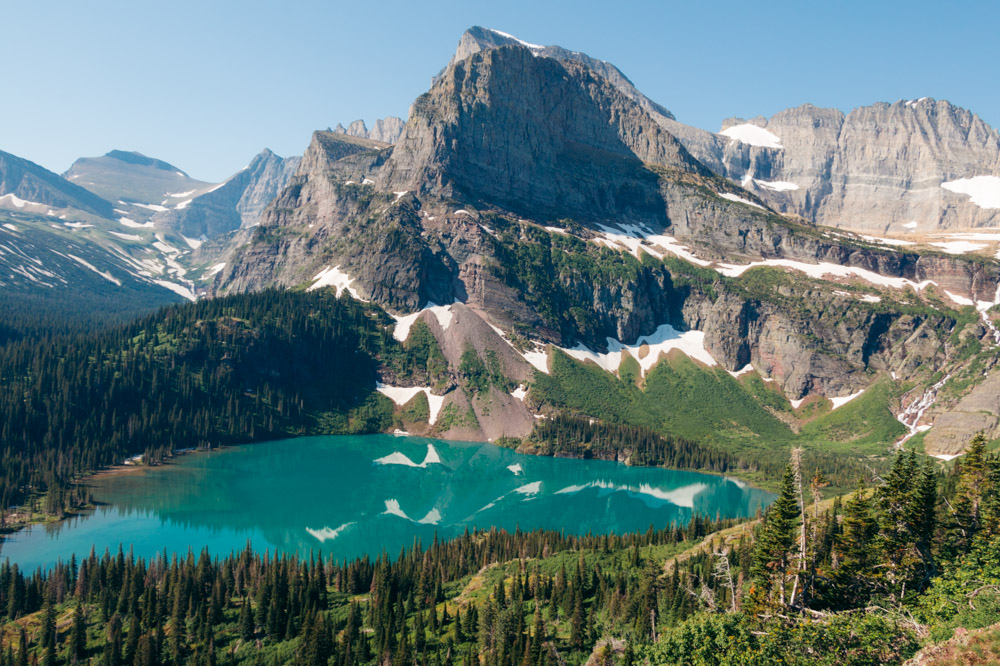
153 149 301 238
675 100 1000 232
1 149 112 218
437 26 676 127
333 117 406 144
382 44 703 224
923 373 1000 455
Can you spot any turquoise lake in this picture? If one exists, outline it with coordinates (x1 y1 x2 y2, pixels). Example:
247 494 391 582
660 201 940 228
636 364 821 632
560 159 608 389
1 435 773 570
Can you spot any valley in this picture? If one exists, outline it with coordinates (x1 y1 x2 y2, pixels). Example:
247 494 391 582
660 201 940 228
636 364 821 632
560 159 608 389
1 17 999 666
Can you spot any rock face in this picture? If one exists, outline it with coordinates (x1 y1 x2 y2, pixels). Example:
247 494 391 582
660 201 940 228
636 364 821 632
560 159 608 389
437 27 676 127
0 149 112 218
382 45 702 223
673 100 1000 232
333 117 406 144
923 373 1000 455
152 149 301 238
212 27 1000 452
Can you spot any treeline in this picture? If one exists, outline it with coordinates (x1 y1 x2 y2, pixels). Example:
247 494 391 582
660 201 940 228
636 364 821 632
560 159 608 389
0 517 737 665
531 415 737 472
0 290 402 512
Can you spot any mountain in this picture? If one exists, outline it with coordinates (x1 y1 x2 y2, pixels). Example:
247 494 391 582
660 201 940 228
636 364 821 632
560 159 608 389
210 32 1000 460
437 26 676 127
669 99 1000 233
0 149 112 218
333 116 406 144
151 148 301 239
63 150 215 222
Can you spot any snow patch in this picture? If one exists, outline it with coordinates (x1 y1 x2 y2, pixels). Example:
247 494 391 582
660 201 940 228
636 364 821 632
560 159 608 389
153 280 196 301
728 364 754 378
2 223 17 232
110 232 143 241
930 241 987 255
309 265 366 300
0 193 45 209
754 179 799 192
182 236 204 250
376 383 445 425
205 262 226 276
560 323 716 376
717 192 764 209
390 303 455 342
487 28 544 50
720 124 782 149
717 258 938 293
860 235 916 247
510 385 528 401
593 223 712 266
507 463 523 476
931 453 962 461
126 201 168 212
830 390 864 410
66 254 121 286
941 176 1000 209
119 217 154 229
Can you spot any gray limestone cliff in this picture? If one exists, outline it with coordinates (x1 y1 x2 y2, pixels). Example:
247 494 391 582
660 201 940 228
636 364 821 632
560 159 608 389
333 117 406 144
153 149 301 238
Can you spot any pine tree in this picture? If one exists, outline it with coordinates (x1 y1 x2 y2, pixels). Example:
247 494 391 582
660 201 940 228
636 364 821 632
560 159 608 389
239 598 254 642
70 601 87 661
750 465 801 603
834 481 876 604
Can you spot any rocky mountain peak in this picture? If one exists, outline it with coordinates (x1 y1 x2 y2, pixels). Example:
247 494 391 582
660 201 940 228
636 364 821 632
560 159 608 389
438 26 676 126
332 116 406 145
383 43 701 223
104 150 185 174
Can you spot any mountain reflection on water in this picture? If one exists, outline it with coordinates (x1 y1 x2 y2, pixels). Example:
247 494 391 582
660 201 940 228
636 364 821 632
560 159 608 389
1 435 772 570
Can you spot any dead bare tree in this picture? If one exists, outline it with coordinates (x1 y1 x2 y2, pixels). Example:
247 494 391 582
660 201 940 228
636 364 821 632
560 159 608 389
788 447 808 608
713 549 738 613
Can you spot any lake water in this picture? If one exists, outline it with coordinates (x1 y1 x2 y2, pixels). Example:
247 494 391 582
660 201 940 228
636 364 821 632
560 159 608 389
1 435 773 570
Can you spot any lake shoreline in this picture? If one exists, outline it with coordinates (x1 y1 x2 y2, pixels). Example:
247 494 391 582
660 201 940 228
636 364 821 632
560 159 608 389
7 434 771 545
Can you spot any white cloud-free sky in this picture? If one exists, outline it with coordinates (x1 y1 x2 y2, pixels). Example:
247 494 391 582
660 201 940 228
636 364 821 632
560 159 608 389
2 0 996 182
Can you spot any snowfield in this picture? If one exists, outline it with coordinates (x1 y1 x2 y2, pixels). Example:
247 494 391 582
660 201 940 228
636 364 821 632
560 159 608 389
720 124 783 149
309 265 366 300
559 323 717 375
941 176 1000 209
375 383 446 425
391 303 455 342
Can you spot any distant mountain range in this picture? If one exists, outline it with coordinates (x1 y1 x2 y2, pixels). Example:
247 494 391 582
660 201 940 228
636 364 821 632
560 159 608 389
3 25 1000 458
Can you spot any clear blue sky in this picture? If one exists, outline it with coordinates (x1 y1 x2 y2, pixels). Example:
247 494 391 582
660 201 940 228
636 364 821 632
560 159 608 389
2 0 996 182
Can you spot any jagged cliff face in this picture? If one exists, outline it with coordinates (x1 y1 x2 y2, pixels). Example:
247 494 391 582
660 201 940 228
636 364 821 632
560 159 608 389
212 33 1000 453
382 45 701 223
333 117 406 144
152 149 301 238
673 100 1000 233
437 26 676 127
